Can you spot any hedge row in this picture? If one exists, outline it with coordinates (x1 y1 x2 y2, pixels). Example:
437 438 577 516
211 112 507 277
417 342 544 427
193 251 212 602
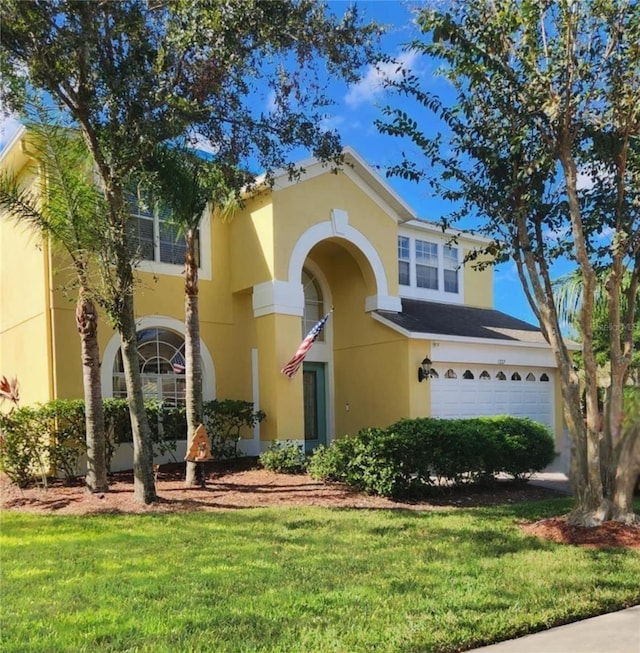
0 398 264 487
307 416 556 498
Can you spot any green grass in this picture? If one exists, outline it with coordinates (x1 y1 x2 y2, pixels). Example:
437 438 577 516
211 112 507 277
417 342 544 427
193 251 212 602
1 498 639 653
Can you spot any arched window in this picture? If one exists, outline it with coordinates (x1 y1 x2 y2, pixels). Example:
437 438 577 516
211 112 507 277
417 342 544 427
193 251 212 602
463 370 474 379
540 373 550 382
113 328 186 407
430 369 440 379
511 372 522 381
526 372 536 381
496 371 507 380
479 370 491 380
302 268 324 340
445 369 457 379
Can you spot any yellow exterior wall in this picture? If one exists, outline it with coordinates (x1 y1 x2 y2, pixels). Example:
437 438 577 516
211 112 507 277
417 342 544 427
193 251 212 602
273 170 398 295
463 247 493 308
229 193 274 293
256 312 304 441
0 162 54 406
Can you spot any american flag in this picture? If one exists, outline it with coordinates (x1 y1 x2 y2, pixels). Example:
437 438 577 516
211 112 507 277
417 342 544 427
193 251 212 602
281 311 332 379
172 351 186 374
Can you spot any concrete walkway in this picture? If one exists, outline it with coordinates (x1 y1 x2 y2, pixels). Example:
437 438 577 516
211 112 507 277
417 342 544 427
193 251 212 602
468 605 640 652
528 471 572 495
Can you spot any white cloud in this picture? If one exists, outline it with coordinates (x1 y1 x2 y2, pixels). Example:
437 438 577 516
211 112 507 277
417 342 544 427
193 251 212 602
345 51 419 108
187 132 219 156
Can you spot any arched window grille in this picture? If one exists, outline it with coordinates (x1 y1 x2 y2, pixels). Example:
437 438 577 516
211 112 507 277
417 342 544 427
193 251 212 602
112 328 186 407
479 370 491 380
511 372 522 381
463 369 475 379
445 369 457 379
526 372 536 381
496 371 507 380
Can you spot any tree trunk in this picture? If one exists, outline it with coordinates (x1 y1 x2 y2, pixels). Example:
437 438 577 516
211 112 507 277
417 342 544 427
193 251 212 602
76 286 109 493
184 230 204 487
610 401 640 524
120 293 157 503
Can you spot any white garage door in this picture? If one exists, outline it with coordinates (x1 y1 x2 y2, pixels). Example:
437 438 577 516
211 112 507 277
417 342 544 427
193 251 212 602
430 364 554 430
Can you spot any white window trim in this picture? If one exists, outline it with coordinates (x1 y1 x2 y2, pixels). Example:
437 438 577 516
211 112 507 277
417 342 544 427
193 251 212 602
397 228 464 304
133 209 212 281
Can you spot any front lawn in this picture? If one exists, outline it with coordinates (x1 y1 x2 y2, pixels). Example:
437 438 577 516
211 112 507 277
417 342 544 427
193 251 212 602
1 498 639 653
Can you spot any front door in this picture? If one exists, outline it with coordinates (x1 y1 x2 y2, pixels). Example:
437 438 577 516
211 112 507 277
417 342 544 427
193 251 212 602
302 362 327 454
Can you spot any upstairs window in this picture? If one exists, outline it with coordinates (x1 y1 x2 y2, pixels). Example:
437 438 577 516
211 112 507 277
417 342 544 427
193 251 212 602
398 236 410 286
396 231 463 301
127 192 198 267
415 239 438 289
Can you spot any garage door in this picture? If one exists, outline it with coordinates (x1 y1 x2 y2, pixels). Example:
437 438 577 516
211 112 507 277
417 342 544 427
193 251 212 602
430 364 554 430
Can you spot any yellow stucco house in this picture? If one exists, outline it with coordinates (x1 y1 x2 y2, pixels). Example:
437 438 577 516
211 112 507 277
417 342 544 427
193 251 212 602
0 127 568 472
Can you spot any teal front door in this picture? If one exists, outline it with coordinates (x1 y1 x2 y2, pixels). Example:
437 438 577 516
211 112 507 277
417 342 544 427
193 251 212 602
302 362 327 454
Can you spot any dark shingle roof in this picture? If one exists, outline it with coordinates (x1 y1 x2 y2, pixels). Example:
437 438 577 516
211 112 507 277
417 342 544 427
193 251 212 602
375 299 548 344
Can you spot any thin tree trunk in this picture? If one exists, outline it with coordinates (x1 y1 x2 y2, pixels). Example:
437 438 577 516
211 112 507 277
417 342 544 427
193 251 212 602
76 285 108 493
184 230 204 487
610 401 640 524
120 293 157 503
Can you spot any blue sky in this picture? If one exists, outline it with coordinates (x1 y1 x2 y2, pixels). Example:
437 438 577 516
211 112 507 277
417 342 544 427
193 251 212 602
0 0 557 326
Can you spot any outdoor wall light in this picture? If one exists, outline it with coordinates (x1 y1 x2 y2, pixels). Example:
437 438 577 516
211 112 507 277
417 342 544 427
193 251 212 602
418 356 433 382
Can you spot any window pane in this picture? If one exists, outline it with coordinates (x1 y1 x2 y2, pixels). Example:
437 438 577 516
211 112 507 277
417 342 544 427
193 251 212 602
416 264 438 289
444 269 458 293
398 236 410 260
399 260 410 286
415 240 438 289
415 240 438 265
159 221 187 265
443 246 458 293
128 215 155 261
302 269 324 341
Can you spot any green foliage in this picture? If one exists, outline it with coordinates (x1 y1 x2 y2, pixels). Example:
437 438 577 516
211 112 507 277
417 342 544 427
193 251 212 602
478 416 557 481
38 400 87 481
0 407 49 488
309 417 556 498
0 399 182 487
259 440 306 474
202 399 265 459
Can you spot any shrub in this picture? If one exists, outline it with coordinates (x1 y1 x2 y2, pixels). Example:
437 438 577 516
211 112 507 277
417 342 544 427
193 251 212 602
203 399 266 459
484 416 556 480
0 407 49 488
0 398 184 486
259 440 306 474
310 416 557 498
40 399 87 481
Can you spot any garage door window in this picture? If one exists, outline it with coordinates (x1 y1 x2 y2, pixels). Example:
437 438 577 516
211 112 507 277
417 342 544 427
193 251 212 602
480 370 491 380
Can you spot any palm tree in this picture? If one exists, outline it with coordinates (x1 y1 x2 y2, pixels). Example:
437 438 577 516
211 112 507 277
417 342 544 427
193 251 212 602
553 269 640 383
142 145 242 486
0 115 109 492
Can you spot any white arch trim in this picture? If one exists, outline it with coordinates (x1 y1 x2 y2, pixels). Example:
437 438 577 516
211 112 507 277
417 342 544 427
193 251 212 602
287 218 401 312
100 315 216 401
